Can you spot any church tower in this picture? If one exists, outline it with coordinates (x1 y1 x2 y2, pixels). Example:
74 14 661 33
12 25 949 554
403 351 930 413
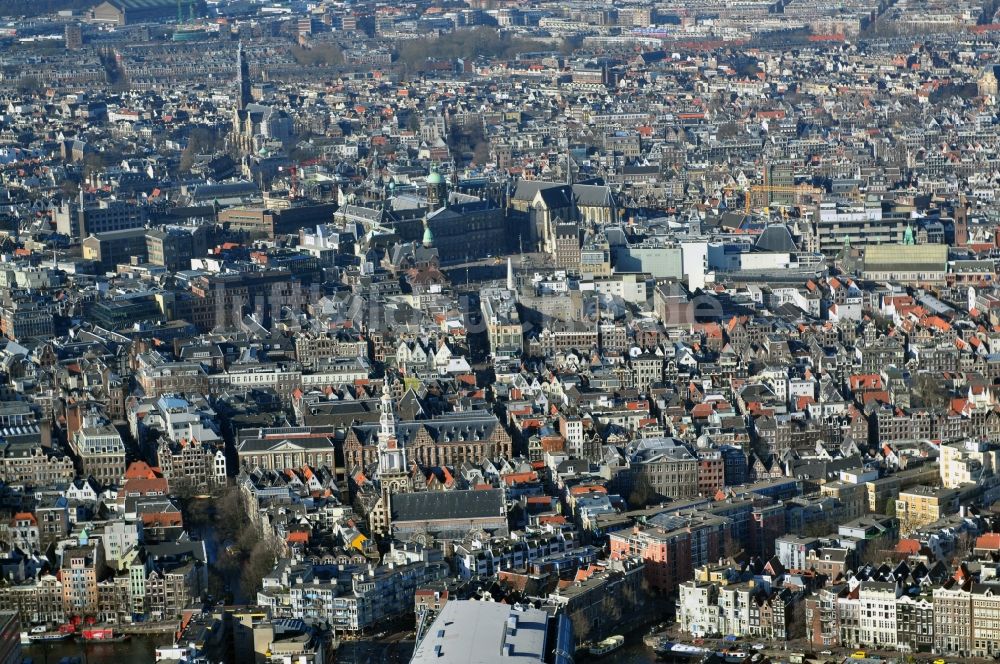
231 41 254 158
955 193 969 247
377 382 407 477
374 382 410 534
236 41 251 112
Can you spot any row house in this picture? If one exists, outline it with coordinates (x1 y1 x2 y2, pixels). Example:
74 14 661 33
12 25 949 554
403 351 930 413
96 576 131 624
806 582 934 652
268 560 449 633
753 587 805 641
155 437 227 490
0 536 208 625
145 564 201 621
896 591 934 652
935 581 972 656
0 574 66 626
0 446 75 487
62 538 106 618
858 582 897 648
294 332 369 370
874 404 1000 445
453 533 571 578
805 584 844 648
678 578 806 640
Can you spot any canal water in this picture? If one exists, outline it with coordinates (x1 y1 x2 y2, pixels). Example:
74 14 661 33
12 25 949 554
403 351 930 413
614 641 664 662
333 635 663 664
577 641 661 663
22 629 665 663
22 634 164 664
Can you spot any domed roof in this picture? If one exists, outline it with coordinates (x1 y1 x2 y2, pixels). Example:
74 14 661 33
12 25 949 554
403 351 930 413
427 169 444 185
422 222 434 246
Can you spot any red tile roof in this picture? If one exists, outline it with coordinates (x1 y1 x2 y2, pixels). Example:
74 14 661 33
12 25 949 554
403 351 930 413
977 533 1000 551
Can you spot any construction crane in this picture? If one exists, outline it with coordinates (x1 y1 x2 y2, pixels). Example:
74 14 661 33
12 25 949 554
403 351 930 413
723 184 823 214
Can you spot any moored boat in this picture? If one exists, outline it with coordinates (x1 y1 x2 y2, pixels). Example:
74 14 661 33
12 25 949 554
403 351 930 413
78 627 130 643
588 634 625 657
28 631 73 643
27 623 75 643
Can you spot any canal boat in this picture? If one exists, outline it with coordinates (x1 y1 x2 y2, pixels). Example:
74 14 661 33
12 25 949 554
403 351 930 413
27 623 75 643
587 635 625 657
78 627 131 643
27 630 73 643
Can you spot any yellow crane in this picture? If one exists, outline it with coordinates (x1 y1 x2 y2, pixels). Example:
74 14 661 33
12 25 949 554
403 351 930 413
722 184 823 214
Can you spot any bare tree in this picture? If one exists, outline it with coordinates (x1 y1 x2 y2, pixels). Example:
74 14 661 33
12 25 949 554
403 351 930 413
241 538 281 596
856 542 893 568
628 473 657 508
571 610 594 644
912 373 949 410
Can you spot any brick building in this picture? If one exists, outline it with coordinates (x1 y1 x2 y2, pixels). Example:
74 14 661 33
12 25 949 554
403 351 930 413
343 413 512 470
609 512 730 593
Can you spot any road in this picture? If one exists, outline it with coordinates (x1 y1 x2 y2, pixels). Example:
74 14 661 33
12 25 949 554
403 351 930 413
192 517 246 605
442 251 553 286
654 627 1000 664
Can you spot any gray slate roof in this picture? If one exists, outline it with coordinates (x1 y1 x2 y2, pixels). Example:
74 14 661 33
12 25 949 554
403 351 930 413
391 488 504 523
350 414 501 446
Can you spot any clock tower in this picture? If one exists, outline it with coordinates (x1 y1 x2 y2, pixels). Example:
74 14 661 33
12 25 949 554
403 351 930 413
374 382 410 534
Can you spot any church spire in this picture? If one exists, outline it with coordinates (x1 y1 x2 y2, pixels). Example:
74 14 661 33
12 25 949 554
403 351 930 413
378 381 397 447
565 143 574 185
236 41 251 112
377 381 407 476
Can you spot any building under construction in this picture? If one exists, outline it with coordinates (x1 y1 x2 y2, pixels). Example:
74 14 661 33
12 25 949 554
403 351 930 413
88 0 201 26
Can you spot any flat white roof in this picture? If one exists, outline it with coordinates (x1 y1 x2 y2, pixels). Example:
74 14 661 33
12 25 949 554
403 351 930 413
411 601 548 664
